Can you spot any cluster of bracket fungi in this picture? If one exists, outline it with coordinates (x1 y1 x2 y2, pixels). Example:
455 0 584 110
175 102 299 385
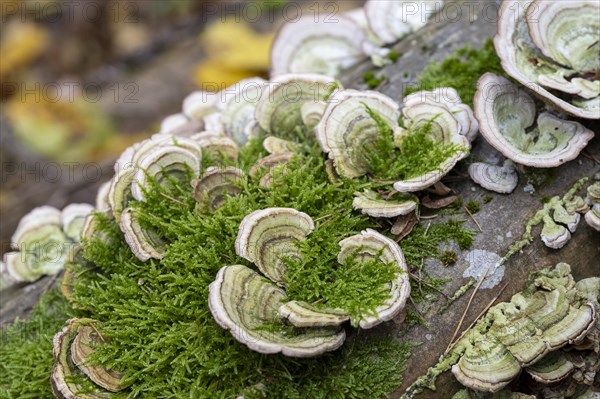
404 263 599 399
2 0 598 398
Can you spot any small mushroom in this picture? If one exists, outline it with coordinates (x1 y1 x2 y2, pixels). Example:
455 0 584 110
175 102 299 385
71 325 124 392
300 101 326 131
61 203 94 241
3 206 70 283
95 181 111 213
182 90 218 121
585 204 600 232
540 215 572 249
525 352 574 384
316 89 401 179
203 112 225 136
131 145 202 202
193 134 239 163
191 167 244 213
403 88 479 142
474 73 595 167
364 0 441 44
392 92 471 192
51 318 124 398
159 113 190 134
249 152 294 188
255 74 339 137
220 77 267 145
468 160 518 194
119 208 166 262
270 16 365 77
208 265 345 357
235 208 315 285
352 190 418 218
278 301 350 328
494 0 600 119
262 136 300 155
337 229 410 328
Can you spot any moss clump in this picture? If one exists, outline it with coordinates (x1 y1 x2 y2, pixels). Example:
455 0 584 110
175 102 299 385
1 132 476 398
364 105 466 182
0 290 72 399
388 50 401 63
404 39 504 106
363 71 385 89
465 200 480 214
483 195 493 204
440 250 458 267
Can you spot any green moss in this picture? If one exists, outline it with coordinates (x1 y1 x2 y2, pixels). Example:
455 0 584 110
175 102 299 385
388 50 401 63
363 106 466 182
1 131 477 398
0 290 73 399
363 72 385 89
440 250 458 267
405 39 504 106
465 200 480 214
483 195 493 204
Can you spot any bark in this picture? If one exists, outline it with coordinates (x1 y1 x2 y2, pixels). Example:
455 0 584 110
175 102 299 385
1 1 598 397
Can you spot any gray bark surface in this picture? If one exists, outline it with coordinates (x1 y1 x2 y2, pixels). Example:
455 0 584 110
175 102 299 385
1 1 598 397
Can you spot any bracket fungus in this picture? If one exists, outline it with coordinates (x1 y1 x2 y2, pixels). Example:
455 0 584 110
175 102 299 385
352 190 418 218
262 136 300 155
208 264 346 357
270 16 365 77
494 0 600 119
191 167 244 213
316 89 401 179
474 73 595 167
51 318 124 398
393 91 471 192
219 77 266 145
2 204 92 284
584 182 600 232
403 263 598 396
255 74 339 138
364 0 442 44
337 229 411 329
235 208 314 285
119 207 166 262
468 160 518 194
403 88 479 143
249 152 294 188
277 301 350 328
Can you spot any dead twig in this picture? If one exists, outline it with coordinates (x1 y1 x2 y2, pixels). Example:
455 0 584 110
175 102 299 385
446 266 489 352
409 273 450 299
582 151 600 165
463 205 483 232
445 283 508 354
160 192 185 205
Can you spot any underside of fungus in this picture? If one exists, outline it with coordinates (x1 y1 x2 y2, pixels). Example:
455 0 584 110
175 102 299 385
494 0 600 119
474 73 595 168
51 318 124 398
270 16 365 77
208 264 346 357
235 208 315 285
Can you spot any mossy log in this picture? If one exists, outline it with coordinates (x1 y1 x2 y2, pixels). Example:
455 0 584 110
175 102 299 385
0 1 598 397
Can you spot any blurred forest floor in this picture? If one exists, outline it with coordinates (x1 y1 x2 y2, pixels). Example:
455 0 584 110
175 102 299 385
0 0 361 253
